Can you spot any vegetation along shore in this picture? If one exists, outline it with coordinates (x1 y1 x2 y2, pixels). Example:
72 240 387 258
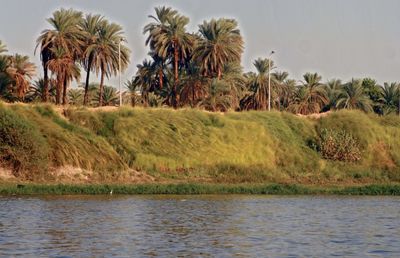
0 6 399 193
1 183 400 196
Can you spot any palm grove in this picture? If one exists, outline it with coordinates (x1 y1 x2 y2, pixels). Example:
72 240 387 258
0 7 399 115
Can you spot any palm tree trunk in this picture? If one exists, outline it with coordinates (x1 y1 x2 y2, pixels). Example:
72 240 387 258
173 46 179 108
43 64 49 102
62 77 68 105
55 75 62 105
131 95 135 107
83 55 93 106
159 69 163 89
192 86 195 107
99 69 105 107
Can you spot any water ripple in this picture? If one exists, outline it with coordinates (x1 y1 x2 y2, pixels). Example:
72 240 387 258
0 195 399 257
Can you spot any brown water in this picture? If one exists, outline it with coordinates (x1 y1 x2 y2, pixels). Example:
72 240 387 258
0 195 399 257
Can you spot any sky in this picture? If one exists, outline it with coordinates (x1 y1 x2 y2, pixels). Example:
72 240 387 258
1 0 400 87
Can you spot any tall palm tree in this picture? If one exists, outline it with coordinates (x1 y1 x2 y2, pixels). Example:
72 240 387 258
336 79 373 112
194 18 244 80
62 56 80 105
288 73 327 115
47 47 78 104
91 20 130 106
81 14 104 105
145 8 193 107
380 82 399 115
144 7 178 91
240 58 277 110
6 54 36 100
144 6 178 49
35 8 84 102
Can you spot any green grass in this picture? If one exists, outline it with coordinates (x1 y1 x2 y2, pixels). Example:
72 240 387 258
1 103 399 184
1 183 399 195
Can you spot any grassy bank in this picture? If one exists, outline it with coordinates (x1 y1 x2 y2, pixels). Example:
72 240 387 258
0 102 399 184
1 183 400 195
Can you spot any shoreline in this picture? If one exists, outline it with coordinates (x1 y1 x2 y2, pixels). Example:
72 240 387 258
1 183 400 196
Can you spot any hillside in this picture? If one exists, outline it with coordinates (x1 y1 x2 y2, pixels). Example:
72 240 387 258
1 102 399 185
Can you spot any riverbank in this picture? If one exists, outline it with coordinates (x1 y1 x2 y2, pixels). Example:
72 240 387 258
1 102 399 185
1 183 400 195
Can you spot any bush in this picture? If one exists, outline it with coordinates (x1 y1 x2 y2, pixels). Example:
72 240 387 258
318 128 361 162
0 107 49 176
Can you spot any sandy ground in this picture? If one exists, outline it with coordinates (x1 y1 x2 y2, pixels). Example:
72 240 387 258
0 167 15 180
0 165 155 184
296 110 331 119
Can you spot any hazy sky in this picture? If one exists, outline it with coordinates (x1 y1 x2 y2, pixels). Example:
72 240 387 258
1 0 399 87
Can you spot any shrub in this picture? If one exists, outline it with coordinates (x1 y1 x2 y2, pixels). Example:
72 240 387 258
318 128 361 162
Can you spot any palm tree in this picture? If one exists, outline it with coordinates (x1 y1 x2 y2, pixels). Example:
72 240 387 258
90 20 130 106
147 92 164 107
26 78 56 102
272 71 290 110
47 47 77 104
144 7 178 91
240 58 277 110
68 88 83 105
179 63 209 107
288 73 327 115
6 54 36 100
36 8 84 102
336 79 373 112
194 18 244 80
144 6 178 48
0 40 7 54
145 7 193 107
133 59 158 106
380 82 399 115
62 57 80 105
125 78 141 107
93 85 119 106
198 79 232 112
272 71 289 83
280 79 297 109
79 82 99 106
323 79 342 111
220 62 246 110
0 55 12 99
81 14 104 105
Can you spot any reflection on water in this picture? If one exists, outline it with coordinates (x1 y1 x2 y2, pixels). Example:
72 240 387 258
0 195 399 257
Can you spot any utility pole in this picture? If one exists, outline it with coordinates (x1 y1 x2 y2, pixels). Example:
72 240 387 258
268 50 275 111
118 38 122 106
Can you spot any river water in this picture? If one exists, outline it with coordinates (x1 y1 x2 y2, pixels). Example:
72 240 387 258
0 195 399 257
